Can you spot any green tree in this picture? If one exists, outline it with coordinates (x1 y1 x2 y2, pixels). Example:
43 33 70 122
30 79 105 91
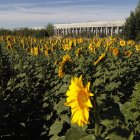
123 0 140 41
45 23 55 37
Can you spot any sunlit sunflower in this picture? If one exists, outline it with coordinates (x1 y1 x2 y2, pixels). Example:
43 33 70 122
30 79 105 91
96 41 101 48
106 41 112 47
77 38 83 43
88 43 95 53
65 75 93 127
119 40 126 47
127 40 135 46
63 44 70 51
34 47 39 55
94 53 106 66
135 44 140 51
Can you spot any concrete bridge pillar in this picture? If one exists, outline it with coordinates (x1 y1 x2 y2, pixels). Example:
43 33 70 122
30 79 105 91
69 28 72 34
73 28 75 34
95 28 97 35
101 27 103 35
104 27 107 35
57 29 59 35
108 27 111 35
118 27 122 34
72 28 74 34
110 27 112 35
91 27 94 33
79 28 81 34
74 28 77 35
63 29 65 35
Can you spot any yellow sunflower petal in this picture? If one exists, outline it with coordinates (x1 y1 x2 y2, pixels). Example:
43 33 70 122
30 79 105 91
65 75 93 127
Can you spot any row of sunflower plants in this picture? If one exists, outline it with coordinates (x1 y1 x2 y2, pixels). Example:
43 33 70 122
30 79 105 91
0 35 140 139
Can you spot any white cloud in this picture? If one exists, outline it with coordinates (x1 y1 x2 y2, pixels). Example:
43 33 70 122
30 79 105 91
0 0 136 28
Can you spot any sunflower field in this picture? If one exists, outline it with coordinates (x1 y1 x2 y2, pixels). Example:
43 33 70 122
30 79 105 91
0 35 140 140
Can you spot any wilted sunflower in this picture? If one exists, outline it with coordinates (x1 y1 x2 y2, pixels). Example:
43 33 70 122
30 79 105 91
65 75 93 127
112 48 119 56
125 50 132 57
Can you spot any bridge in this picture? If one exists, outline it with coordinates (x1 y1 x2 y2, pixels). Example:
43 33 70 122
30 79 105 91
54 20 125 36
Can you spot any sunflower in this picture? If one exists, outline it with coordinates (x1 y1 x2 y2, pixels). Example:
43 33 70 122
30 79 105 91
119 40 126 47
135 44 140 51
88 43 95 52
58 54 71 77
33 47 39 55
78 38 83 43
106 40 112 47
6 42 12 50
88 43 93 51
63 44 69 50
44 49 48 56
96 41 101 48
65 75 93 127
127 40 135 46
125 50 132 57
62 54 71 62
112 48 119 56
58 65 64 77
94 53 106 66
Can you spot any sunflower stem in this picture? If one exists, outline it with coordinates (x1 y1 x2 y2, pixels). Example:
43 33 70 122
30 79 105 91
94 100 101 137
95 122 100 136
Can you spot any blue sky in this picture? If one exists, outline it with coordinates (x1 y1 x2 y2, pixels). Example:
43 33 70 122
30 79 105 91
0 0 139 28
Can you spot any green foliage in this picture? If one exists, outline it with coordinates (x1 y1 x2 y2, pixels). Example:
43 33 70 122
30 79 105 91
1 36 140 139
123 0 140 41
64 126 96 140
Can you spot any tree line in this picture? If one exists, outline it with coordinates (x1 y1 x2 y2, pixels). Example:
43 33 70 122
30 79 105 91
0 23 54 38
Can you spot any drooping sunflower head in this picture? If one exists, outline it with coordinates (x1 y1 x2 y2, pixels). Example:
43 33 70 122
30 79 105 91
94 53 106 66
65 75 93 127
